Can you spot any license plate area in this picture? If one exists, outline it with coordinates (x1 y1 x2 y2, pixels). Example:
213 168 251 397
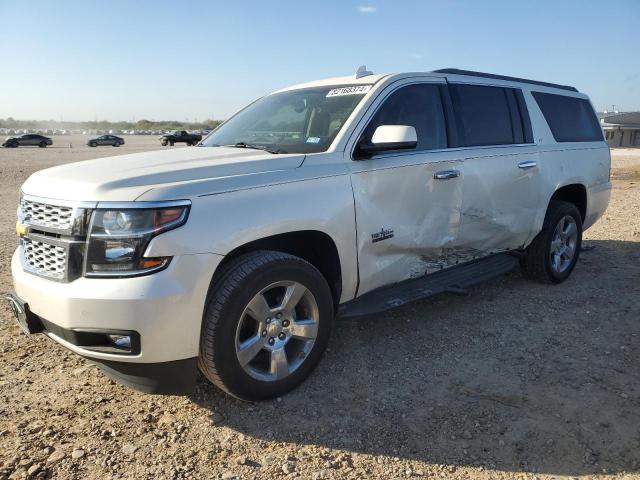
4 294 43 334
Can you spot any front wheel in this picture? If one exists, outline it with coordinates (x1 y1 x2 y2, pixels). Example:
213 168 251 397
522 200 582 283
39 141 47 148
199 251 334 401
161 140 168 146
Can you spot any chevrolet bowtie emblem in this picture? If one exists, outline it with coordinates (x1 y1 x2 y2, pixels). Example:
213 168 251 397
15 221 27 236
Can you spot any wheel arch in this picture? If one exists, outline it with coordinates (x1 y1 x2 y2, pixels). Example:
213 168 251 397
549 183 587 222
214 230 343 308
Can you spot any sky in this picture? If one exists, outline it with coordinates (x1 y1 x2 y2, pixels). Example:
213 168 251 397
1 0 639 122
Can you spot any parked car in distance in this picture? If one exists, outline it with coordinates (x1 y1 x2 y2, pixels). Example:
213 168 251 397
88 135 125 147
8 67 611 401
2 134 53 148
160 130 202 146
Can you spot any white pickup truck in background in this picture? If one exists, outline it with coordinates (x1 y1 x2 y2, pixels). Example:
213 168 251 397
7 67 610 401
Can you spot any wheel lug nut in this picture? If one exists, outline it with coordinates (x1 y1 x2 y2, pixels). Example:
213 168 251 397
282 320 290 327
268 337 275 345
278 332 286 340
261 330 267 337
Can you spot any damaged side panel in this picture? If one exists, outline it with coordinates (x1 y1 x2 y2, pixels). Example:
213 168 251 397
457 148 543 253
351 145 544 298
351 157 465 296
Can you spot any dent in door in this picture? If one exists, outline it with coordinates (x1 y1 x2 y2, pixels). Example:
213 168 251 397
353 160 463 294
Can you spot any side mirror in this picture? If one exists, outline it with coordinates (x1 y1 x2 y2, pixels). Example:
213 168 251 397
355 125 417 160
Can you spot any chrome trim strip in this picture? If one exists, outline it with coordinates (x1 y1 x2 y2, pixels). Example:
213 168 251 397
94 199 192 210
21 193 97 209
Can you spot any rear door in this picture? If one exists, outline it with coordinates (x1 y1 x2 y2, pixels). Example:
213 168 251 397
448 82 542 253
349 78 467 296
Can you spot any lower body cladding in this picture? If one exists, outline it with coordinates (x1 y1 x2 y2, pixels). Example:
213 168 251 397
10 250 223 394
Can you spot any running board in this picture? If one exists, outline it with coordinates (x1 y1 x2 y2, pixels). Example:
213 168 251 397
338 253 519 319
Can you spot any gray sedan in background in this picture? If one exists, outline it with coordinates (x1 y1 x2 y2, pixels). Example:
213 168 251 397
88 135 125 147
2 134 53 148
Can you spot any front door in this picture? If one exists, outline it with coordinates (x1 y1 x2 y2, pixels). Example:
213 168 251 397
349 80 466 296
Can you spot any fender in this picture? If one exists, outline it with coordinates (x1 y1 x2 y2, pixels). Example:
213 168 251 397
144 173 359 303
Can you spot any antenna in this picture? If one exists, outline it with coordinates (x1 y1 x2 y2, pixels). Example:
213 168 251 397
355 65 373 79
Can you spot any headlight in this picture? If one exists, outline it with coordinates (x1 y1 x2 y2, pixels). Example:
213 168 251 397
85 201 190 277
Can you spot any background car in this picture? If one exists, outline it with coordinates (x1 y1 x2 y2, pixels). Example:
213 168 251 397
88 135 125 147
2 134 53 148
160 130 202 146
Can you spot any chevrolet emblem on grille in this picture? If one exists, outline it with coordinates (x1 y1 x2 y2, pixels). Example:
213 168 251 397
16 221 27 236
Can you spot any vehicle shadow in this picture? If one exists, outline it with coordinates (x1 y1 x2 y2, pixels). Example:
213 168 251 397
191 239 640 476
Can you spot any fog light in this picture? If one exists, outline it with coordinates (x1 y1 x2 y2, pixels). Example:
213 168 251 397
108 334 132 350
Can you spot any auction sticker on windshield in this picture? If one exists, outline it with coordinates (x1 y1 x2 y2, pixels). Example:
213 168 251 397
326 85 372 97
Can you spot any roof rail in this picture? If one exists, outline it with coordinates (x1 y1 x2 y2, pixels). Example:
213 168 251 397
432 68 578 92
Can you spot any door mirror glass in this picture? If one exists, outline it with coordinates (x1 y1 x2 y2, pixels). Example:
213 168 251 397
355 125 417 159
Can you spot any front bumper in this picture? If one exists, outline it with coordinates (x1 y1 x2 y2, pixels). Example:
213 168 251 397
11 249 222 365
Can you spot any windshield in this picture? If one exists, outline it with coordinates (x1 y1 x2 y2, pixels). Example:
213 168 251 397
201 85 371 154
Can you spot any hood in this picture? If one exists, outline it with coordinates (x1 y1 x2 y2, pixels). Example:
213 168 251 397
21 146 305 201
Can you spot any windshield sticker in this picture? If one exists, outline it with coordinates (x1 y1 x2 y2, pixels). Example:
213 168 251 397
306 137 321 144
326 85 372 97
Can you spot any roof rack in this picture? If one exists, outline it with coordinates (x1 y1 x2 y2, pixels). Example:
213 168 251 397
432 68 578 92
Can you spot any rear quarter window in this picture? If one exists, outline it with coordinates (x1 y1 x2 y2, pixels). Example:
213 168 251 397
532 92 603 142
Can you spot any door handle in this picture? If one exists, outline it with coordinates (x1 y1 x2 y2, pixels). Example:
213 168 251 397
518 161 537 169
433 170 461 180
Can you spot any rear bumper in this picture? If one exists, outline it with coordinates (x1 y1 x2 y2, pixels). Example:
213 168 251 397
11 249 222 364
584 181 611 230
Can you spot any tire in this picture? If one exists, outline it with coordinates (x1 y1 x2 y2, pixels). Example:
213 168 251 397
39 141 47 148
199 251 334 401
522 200 582 284
89 142 97 147
169 141 174 146
113 142 121 147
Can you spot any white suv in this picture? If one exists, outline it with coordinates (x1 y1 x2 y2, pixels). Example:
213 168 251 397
8 68 611 400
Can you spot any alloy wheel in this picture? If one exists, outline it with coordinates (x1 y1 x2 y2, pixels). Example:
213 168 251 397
235 281 319 382
549 215 578 273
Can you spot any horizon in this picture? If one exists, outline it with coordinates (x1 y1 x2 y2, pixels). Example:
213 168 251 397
1 0 639 121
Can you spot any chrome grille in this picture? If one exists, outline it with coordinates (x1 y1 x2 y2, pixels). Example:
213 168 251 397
22 238 67 280
20 198 74 230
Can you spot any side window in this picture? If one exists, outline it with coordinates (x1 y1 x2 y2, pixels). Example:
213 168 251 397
449 84 520 147
532 92 603 142
361 84 447 152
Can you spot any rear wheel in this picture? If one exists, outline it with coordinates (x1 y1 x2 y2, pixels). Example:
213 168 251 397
199 251 334 401
522 200 582 283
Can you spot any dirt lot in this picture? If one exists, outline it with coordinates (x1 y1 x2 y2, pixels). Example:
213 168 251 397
1 137 639 480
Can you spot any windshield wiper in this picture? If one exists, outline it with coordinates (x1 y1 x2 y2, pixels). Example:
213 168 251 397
225 142 287 154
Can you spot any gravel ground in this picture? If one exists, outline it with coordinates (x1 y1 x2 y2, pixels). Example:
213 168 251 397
1 137 639 480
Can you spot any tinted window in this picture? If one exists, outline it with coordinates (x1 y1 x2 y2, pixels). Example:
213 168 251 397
449 84 519 146
532 92 603 142
361 84 447 152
